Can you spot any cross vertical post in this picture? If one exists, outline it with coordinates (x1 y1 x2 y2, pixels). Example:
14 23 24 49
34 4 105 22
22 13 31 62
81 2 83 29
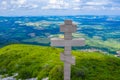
51 20 85 80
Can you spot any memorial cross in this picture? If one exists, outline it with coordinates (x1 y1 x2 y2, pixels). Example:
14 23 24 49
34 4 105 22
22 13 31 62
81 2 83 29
51 20 85 80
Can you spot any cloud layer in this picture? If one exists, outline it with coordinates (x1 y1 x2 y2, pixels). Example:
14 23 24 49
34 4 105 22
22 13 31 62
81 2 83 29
0 0 120 15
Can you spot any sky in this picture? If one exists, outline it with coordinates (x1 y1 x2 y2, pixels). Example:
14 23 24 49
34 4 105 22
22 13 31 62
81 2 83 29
0 0 120 16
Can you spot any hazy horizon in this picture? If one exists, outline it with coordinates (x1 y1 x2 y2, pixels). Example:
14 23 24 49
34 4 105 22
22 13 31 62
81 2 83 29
0 14 120 17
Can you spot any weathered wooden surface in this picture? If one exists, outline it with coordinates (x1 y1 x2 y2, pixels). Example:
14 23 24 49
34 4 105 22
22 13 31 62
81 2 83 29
51 20 85 80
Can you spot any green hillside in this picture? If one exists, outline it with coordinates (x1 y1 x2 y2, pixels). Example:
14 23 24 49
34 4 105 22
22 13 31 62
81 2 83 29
0 44 120 80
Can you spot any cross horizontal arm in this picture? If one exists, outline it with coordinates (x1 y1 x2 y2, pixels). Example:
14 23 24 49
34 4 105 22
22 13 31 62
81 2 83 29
51 38 85 47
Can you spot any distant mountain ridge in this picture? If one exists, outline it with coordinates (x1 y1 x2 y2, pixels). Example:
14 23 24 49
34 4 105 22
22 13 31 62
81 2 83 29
0 16 120 54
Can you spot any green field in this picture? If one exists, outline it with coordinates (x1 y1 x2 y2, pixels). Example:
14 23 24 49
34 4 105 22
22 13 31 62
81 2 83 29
0 44 120 80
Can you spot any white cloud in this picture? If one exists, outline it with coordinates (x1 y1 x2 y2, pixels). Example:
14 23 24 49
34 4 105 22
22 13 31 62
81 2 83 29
10 0 27 9
73 7 80 10
41 0 110 11
0 0 120 15
111 7 120 10
81 6 99 10
18 3 39 9
19 0 26 4
1 1 7 5
0 1 8 10
31 4 38 8
0 0 39 11
77 0 112 11
11 0 26 5
49 0 57 4
71 0 81 10
41 0 69 10
86 1 108 6
74 0 81 3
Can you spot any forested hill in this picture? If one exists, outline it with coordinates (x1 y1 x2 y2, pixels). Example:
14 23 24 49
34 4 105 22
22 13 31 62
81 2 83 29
0 44 120 80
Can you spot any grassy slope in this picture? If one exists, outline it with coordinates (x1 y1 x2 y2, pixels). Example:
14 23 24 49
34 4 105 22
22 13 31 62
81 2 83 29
0 44 120 80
